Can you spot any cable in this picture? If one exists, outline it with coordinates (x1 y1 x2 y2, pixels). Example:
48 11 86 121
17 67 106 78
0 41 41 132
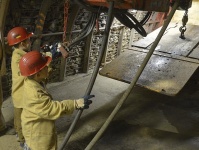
58 2 115 150
140 11 152 26
68 13 97 48
114 12 147 37
125 12 147 36
85 0 180 149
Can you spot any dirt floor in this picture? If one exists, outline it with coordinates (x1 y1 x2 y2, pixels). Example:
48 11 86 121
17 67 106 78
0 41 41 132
1 73 199 150
0 73 129 150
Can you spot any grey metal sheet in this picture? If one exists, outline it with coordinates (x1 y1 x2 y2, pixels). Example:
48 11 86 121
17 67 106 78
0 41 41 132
131 23 177 48
99 50 199 96
155 24 199 56
131 26 162 48
188 45 199 59
132 24 199 57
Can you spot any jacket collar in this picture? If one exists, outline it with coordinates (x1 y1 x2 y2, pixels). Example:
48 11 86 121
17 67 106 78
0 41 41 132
13 48 27 55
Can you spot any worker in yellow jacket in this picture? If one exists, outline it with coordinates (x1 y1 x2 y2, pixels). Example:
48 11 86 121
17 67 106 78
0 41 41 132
7 27 33 146
19 51 94 150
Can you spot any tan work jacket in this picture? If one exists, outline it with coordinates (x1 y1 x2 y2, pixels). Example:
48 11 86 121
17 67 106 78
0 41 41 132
22 78 75 150
11 48 26 108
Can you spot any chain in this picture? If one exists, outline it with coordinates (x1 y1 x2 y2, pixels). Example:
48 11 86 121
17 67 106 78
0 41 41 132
179 10 188 39
63 0 69 43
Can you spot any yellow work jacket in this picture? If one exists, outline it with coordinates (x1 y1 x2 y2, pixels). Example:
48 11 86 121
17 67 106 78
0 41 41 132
11 48 26 108
22 78 75 150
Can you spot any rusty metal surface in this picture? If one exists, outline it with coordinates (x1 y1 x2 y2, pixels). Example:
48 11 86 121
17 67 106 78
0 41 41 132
84 0 169 12
132 23 199 57
99 50 199 96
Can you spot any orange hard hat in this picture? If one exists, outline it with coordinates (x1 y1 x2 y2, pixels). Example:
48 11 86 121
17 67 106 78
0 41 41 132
7 27 33 46
19 51 52 76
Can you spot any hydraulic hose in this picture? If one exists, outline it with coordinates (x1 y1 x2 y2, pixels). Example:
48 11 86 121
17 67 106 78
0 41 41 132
85 0 180 149
58 2 115 150
75 0 148 37
140 11 152 26
114 12 147 37
125 12 147 36
68 13 97 48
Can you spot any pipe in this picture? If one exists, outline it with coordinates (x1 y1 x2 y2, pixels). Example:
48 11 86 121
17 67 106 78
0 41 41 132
85 0 180 149
4 25 125 40
58 2 115 150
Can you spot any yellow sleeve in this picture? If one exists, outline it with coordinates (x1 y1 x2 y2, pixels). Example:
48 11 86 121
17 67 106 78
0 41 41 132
26 89 75 120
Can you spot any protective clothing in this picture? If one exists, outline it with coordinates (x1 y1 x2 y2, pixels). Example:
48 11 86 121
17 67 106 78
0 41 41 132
12 48 26 108
7 27 33 46
22 78 78 150
19 51 52 76
14 108 24 142
11 48 27 142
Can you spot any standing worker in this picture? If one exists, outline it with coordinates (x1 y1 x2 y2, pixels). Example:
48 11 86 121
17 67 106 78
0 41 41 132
19 50 94 150
7 27 33 147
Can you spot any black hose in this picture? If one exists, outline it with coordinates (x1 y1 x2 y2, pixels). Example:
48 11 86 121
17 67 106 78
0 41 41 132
75 0 147 37
114 13 134 29
114 12 146 37
58 2 115 150
125 12 147 36
68 13 97 48
140 11 152 26
85 1 180 149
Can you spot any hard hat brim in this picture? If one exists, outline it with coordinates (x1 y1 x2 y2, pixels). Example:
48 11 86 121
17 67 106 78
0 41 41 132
8 32 34 46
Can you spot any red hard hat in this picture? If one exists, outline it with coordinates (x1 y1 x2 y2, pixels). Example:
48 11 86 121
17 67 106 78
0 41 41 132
19 51 52 76
7 27 33 46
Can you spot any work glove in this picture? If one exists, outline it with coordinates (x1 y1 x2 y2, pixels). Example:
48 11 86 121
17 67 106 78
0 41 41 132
75 95 95 109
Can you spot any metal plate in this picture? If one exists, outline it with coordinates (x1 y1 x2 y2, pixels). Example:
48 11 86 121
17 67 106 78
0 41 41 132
99 50 199 96
156 24 199 56
84 0 169 12
189 45 199 59
131 26 162 48
132 23 199 57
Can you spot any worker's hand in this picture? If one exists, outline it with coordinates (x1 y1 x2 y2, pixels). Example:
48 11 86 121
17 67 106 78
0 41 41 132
60 46 69 59
58 43 69 59
75 95 95 109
